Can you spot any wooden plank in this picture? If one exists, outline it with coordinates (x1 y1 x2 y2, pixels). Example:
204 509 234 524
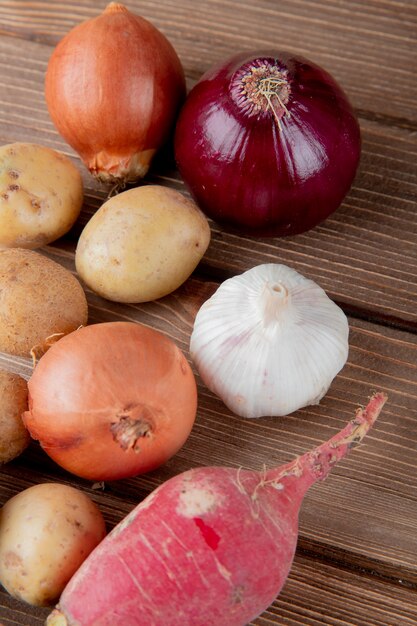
1 549 417 625
0 35 415 328
0 0 416 124
252 555 417 626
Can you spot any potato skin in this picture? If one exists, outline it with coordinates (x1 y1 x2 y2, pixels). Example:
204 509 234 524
0 371 29 464
0 249 88 357
0 142 83 249
75 185 211 303
0 483 106 607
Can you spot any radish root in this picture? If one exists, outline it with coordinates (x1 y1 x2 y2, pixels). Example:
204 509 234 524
266 391 387 489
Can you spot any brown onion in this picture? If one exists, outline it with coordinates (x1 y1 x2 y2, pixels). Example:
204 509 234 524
45 3 185 184
23 322 197 481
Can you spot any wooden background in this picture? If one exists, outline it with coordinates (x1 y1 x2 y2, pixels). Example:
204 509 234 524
0 1 416 624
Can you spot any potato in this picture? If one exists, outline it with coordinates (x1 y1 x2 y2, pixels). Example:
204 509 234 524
0 370 29 464
0 248 88 357
0 142 83 249
75 185 211 303
0 483 106 606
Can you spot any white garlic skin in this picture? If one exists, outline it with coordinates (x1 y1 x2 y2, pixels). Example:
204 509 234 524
190 264 349 418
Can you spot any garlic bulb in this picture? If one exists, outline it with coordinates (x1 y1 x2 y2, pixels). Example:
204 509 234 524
190 264 349 418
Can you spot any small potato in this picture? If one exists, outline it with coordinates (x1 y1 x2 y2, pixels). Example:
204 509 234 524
75 185 211 303
0 370 29 464
0 248 88 357
0 142 83 249
0 483 106 606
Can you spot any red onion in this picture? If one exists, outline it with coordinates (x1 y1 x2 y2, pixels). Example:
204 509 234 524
175 50 361 236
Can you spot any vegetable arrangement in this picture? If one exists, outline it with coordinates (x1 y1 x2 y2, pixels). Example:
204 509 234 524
46 393 387 626
0 3 390 625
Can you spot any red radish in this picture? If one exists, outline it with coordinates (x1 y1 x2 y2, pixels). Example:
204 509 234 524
47 392 386 626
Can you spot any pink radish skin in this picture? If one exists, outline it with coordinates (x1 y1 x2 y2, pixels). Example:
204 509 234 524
47 392 387 626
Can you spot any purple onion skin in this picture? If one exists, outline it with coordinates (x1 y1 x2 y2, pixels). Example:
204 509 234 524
174 51 361 237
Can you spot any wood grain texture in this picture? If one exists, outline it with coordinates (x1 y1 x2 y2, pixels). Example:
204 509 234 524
252 555 417 626
0 1 415 625
0 0 416 124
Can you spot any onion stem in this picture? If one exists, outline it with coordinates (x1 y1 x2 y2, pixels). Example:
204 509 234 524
256 77 291 130
110 413 154 451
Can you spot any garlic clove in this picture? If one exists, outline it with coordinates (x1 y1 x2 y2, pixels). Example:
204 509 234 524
190 264 349 418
